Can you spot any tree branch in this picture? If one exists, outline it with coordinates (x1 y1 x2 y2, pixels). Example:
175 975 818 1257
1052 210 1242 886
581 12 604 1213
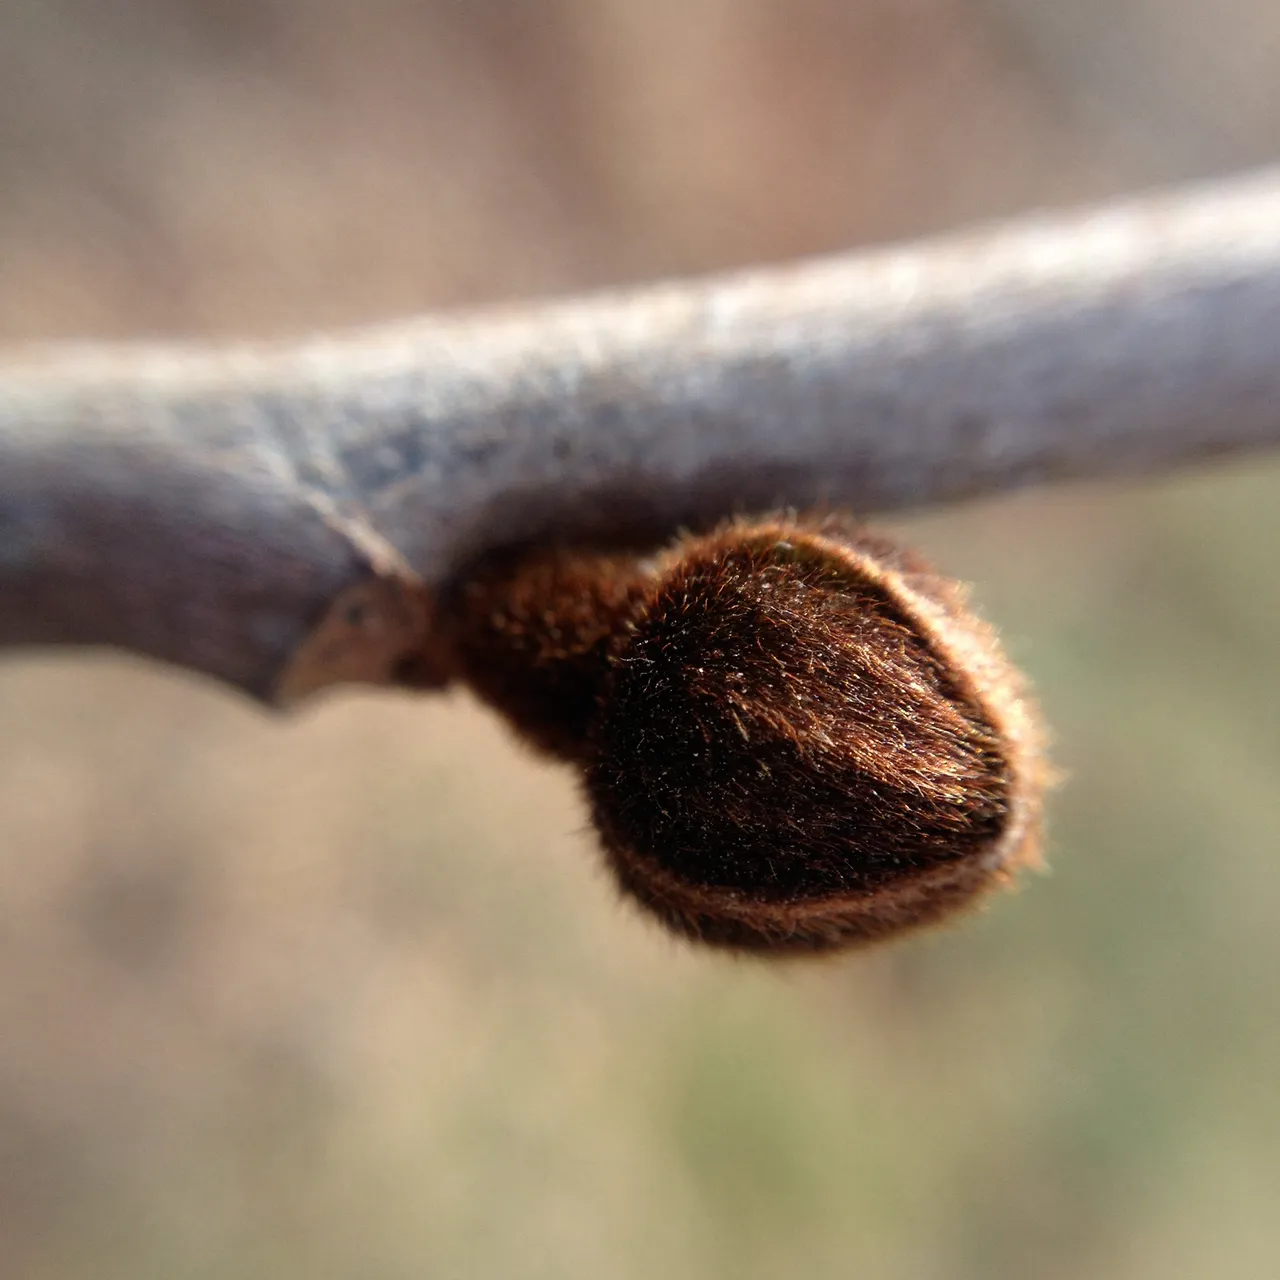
4 168 1280 704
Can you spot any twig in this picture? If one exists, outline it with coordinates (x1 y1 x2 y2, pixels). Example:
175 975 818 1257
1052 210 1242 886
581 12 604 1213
3 167 1280 704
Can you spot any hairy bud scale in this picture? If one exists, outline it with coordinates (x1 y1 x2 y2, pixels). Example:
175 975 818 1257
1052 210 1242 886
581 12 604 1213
442 515 1044 953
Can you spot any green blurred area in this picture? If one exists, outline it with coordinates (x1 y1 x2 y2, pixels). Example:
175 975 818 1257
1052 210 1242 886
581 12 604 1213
2 3 1279 1277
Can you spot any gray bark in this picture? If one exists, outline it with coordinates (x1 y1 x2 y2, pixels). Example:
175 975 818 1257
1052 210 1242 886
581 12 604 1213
3 167 1280 703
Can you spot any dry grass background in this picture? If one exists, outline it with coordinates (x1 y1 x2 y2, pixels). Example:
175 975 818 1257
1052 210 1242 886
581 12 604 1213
2 2 1280 1277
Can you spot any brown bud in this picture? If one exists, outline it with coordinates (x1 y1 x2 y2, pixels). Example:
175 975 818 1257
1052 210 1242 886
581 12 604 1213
442 516 1044 954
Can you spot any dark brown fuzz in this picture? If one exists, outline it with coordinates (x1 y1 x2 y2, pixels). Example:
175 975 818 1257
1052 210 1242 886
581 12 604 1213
443 516 1043 954
442 546 651 760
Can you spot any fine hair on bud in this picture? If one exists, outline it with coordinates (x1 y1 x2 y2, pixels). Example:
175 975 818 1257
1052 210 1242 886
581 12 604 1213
442 515 1044 954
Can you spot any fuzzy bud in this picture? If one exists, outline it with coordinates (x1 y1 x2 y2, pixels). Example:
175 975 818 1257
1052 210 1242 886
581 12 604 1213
443 516 1043 953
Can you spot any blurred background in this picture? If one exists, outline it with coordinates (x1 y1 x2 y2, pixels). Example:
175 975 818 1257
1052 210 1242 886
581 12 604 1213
2 2 1279 1277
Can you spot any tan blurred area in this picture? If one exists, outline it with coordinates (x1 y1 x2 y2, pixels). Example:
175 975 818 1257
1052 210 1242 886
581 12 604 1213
2 3 1280 1277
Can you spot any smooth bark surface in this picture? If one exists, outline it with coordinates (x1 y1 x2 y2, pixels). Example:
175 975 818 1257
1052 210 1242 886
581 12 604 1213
4 168 1280 702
